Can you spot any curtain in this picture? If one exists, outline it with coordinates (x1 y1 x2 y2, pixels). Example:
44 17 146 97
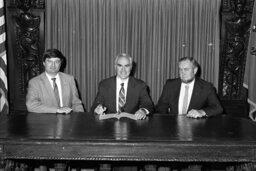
45 0 221 111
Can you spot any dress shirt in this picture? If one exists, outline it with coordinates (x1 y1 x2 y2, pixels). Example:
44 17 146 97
178 79 195 114
45 72 63 107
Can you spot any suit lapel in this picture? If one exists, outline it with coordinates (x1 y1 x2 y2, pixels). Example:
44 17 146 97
188 79 201 111
59 73 69 106
125 77 134 110
173 79 181 114
110 77 117 112
109 77 117 112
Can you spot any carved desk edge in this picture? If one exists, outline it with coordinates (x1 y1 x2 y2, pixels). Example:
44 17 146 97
0 140 256 162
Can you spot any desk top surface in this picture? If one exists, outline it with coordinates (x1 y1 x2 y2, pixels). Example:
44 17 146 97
1 112 256 144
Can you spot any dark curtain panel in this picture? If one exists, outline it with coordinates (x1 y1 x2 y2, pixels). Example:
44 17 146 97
45 0 221 111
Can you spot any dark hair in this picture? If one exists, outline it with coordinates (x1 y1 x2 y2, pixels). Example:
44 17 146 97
43 49 65 62
178 57 199 68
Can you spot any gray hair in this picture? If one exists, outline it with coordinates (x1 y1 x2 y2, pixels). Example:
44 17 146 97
114 53 133 65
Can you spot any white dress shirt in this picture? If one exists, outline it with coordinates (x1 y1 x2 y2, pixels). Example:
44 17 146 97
178 79 195 114
45 72 63 107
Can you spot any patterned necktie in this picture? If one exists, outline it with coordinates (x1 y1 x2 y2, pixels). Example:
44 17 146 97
51 78 60 107
118 83 126 113
181 85 189 114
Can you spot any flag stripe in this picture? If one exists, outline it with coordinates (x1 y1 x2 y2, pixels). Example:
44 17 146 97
0 43 5 52
0 23 5 33
0 42 5 53
0 56 7 88
0 77 6 93
0 88 8 112
0 0 3 8
0 15 5 26
0 32 5 44
0 6 3 16
0 51 6 64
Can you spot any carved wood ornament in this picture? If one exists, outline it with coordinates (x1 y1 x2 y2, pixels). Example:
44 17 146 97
12 0 44 94
219 0 254 100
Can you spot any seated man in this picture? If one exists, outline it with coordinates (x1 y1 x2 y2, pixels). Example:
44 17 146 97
26 49 84 114
91 53 154 120
156 57 223 118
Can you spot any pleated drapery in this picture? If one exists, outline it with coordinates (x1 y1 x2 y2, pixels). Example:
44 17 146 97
45 0 221 111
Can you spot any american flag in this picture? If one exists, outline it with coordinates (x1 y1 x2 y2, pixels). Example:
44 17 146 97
0 0 8 114
244 1 256 121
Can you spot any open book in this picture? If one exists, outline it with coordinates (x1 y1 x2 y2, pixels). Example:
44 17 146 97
99 112 137 120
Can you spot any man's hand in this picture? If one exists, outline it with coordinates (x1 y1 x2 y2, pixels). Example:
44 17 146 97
187 109 206 119
94 104 107 115
57 107 72 114
135 108 147 120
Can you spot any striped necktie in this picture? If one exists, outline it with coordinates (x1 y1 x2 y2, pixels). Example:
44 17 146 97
118 83 126 113
51 78 60 107
181 85 189 114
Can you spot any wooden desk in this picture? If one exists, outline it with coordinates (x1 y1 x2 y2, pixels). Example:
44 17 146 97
0 112 256 162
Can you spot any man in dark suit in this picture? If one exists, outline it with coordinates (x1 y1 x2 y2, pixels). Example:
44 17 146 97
26 49 84 114
91 53 154 120
156 57 223 118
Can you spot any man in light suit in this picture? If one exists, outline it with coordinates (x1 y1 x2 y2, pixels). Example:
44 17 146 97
91 53 154 120
26 49 84 114
156 57 223 118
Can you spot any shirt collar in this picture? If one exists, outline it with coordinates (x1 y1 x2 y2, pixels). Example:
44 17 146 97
45 72 60 80
116 76 129 85
181 78 195 88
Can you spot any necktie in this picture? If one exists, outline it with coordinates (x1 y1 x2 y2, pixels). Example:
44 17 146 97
181 85 189 114
51 78 60 107
118 83 126 113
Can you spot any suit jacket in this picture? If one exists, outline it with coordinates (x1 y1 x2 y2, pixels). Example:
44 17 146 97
91 76 154 114
156 78 223 116
26 72 84 113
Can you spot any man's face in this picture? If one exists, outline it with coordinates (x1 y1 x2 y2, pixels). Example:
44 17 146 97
179 60 198 83
43 57 61 76
115 57 132 80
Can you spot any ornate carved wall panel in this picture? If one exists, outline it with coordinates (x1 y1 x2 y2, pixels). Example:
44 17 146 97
6 0 45 111
219 0 254 117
